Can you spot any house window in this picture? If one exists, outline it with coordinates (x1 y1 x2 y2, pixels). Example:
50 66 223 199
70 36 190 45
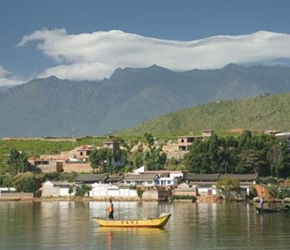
187 138 194 143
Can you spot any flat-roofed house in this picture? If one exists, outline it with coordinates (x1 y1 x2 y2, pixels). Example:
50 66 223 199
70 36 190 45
28 145 95 173
178 136 201 151
177 131 213 152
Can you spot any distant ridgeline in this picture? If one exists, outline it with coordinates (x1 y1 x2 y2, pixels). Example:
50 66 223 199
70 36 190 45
0 64 290 138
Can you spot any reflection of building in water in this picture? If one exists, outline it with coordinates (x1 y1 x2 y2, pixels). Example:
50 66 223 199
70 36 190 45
107 231 112 250
39 202 90 244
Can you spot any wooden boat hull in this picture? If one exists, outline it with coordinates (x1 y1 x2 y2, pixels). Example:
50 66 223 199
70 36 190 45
94 213 171 228
255 205 290 214
256 207 280 213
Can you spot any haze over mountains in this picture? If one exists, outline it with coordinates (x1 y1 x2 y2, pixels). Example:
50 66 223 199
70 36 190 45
0 64 290 138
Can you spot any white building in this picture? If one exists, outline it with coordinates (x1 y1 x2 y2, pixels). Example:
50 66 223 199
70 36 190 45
134 166 185 187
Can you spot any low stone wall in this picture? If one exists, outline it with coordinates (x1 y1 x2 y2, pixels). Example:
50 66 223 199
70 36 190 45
142 190 159 200
173 189 197 197
0 192 34 198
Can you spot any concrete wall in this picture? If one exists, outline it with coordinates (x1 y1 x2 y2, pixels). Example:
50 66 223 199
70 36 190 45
142 190 159 200
90 189 138 198
42 186 73 197
0 192 34 198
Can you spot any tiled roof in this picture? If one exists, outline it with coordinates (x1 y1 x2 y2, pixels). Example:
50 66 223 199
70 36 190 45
124 173 158 181
184 173 220 181
184 173 259 182
75 174 108 182
219 173 259 181
105 175 124 183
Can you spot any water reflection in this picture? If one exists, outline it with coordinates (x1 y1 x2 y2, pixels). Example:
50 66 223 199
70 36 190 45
107 230 112 250
2 201 290 249
95 226 166 249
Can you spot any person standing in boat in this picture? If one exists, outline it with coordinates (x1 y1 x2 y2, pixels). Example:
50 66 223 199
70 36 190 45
106 199 114 220
260 197 264 209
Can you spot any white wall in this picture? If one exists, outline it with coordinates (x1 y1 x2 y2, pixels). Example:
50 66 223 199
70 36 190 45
90 188 138 198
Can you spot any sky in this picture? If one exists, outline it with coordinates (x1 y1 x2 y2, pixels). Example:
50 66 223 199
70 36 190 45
1 0 290 87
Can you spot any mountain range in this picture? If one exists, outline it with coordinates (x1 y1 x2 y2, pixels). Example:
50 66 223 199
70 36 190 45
0 64 290 138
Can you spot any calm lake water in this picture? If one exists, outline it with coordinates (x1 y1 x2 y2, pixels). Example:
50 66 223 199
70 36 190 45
1 200 290 249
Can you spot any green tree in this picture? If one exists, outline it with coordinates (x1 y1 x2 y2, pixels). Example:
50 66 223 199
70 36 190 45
132 144 144 167
89 148 113 173
184 138 212 173
216 177 240 200
236 149 269 174
75 184 92 197
238 130 252 149
267 140 290 178
13 174 38 192
68 186 74 196
144 148 167 170
8 149 29 175
144 132 155 148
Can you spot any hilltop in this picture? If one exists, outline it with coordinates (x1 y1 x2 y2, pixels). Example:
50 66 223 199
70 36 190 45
117 92 290 137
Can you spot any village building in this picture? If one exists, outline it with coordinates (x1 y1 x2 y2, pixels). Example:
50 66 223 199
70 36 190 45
28 145 94 173
74 173 108 184
220 173 259 196
184 173 220 196
177 135 201 151
183 173 259 197
172 182 198 197
123 173 159 187
178 130 213 152
41 180 73 197
89 183 138 199
133 166 185 187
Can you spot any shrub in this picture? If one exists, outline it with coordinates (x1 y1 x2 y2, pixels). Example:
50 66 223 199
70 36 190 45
136 187 144 199
249 185 258 198
75 184 92 197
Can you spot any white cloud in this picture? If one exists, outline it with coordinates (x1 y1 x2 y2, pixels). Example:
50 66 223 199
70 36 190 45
0 66 25 87
17 29 290 81
38 62 114 81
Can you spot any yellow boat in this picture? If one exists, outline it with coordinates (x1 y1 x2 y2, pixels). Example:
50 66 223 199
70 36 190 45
94 213 171 228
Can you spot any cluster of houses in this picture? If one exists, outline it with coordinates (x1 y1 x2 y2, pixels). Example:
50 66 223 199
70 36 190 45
2 130 290 201
41 165 259 201
27 131 263 200
27 131 216 174
12 130 286 200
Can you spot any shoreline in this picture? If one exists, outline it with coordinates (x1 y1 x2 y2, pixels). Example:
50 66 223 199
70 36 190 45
1 195 221 203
